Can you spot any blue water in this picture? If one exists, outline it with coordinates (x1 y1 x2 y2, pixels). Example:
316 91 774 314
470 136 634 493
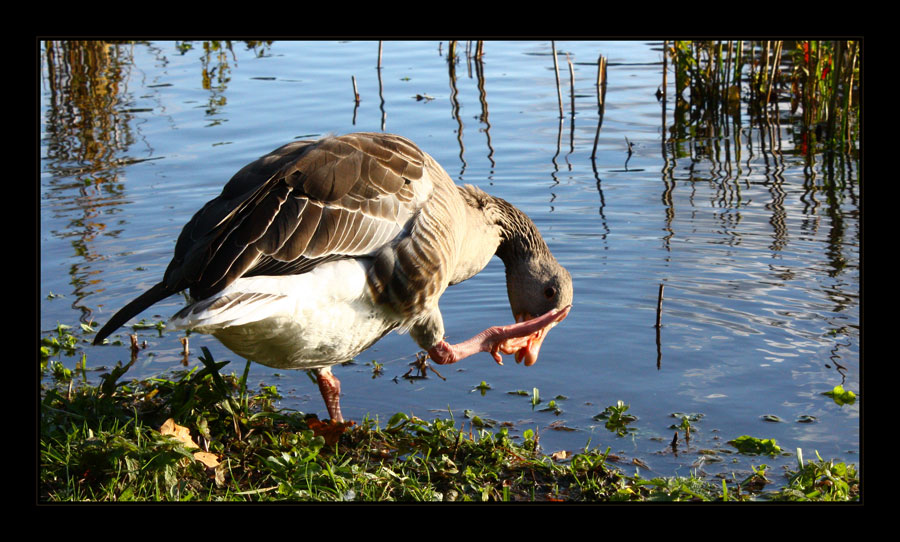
40 40 860 489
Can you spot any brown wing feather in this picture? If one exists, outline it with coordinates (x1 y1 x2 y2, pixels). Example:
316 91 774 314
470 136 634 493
162 133 432 301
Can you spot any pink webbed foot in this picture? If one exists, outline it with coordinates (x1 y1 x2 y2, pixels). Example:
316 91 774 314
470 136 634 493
427 305 570 367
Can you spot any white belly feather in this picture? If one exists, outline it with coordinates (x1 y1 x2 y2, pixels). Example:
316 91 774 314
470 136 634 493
170 259 399 370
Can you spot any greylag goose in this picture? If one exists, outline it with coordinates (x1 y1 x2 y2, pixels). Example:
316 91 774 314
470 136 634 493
93 133 573 423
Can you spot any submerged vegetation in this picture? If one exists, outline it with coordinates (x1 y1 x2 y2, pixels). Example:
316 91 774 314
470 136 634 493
40 335 859 502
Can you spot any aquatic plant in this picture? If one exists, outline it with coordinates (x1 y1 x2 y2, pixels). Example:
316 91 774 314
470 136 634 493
666 39 859 156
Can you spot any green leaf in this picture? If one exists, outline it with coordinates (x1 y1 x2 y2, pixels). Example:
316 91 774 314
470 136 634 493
473 381 491 396
387 412 409 428
728 435 782 455
823 385 856 406
594 401 637 436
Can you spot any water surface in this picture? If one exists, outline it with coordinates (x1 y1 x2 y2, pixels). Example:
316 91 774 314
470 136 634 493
40 40 860 488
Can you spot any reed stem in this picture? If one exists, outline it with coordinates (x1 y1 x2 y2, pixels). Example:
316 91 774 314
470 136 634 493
566 53 575 118
592 54 607 160
655 284 664 328
552 41 564 118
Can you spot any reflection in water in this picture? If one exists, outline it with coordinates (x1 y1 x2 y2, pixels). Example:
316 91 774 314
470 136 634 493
196 41 235 121
199 42 233 95
445 41 497 179
43 41 136 324
550 46 575 179
41 40 275 326
43 41 134 174
187 40 273 120
41 41 859 484
40 44 858 417
564 53 576 164
551 117 563 181
660 46 859 273
446 42 466 176
591 53 611 247
655 40 859 388
590 161 610 245
473 47 495 169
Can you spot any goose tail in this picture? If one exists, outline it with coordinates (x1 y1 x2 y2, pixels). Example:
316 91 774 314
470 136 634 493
92 282 174 345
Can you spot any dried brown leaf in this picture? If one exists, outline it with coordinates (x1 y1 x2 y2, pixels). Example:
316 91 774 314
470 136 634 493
193 451 220 468
551 450 571 461
160 418 199 449
160 418 220 468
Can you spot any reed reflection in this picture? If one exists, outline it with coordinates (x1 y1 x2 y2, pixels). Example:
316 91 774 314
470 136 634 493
444 41 496 180
43 41 136 324
473 44 495 169
446 41 466 176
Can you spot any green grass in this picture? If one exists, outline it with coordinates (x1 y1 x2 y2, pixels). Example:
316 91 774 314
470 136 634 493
40 342 859 502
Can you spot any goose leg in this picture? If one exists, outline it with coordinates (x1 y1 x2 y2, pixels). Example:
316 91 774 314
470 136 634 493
428 305 570 367
316 366 344 423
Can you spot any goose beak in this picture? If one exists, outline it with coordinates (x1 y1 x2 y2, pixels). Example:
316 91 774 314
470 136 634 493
500 305 571 367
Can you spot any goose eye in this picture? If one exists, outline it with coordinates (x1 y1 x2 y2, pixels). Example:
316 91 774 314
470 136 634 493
544 286 556 299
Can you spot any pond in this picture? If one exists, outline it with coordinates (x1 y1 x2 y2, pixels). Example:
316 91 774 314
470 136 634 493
40 40 860 489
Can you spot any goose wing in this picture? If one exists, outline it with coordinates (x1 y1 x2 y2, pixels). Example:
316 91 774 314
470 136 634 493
164 132 434 300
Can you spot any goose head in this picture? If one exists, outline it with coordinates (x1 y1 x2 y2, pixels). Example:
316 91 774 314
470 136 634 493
502 256 573 366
